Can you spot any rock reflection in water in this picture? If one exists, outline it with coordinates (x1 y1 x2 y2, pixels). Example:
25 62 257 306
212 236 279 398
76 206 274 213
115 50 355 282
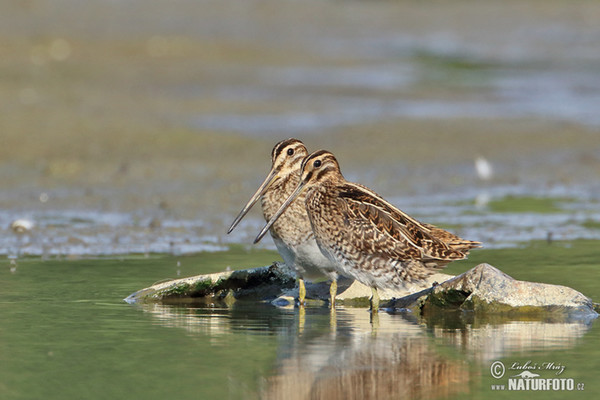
427 315 593 363
132 303 593 399
137 303 234 342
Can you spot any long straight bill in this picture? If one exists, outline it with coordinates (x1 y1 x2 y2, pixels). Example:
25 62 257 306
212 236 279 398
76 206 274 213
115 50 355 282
254 180 307 244
227 168 279 234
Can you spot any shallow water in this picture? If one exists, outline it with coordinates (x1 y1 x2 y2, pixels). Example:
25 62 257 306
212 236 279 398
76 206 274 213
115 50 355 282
2 1 600 398
1 243 598 400
4 185 600 257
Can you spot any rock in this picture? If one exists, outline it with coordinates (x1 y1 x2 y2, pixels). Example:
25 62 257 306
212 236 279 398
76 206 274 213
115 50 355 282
387 263 597 318
272 273 452 307
124 262 296 304
125 260 452 306
125 262 597 319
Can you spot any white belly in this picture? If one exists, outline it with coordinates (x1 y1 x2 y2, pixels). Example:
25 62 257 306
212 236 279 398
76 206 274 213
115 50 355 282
272 234 338 281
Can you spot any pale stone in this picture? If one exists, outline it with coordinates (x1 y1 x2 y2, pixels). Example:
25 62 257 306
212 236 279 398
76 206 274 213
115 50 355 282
388 263 597 317
125 262 597 319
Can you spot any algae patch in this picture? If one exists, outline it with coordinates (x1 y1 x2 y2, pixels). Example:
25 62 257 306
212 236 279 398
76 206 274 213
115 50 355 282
127 263 297 304
486 196 571 213
424 289 470 311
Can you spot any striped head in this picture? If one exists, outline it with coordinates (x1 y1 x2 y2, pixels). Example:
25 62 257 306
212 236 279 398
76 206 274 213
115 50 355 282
228 138 308 234
254 149 344 243
270 138 309 178
298 150 343 188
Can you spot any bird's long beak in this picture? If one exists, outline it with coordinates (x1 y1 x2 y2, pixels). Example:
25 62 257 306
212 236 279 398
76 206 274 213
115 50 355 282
254 180 307 244
227 167 279 234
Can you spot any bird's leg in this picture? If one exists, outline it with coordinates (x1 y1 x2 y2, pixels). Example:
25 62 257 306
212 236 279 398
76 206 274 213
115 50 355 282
370 309 380 329
298 304 306 335
370 287 380 313
329 305 337 333
329 279 337 308
298 277 306 306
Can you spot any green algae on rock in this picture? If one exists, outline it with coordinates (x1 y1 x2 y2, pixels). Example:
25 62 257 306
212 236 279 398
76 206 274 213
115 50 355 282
126 261 597 320
125 262 296 305
388 263 597 318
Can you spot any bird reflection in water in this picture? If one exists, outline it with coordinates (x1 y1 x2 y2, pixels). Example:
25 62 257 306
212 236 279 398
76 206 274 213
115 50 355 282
133 303 591 400
262 308 470 400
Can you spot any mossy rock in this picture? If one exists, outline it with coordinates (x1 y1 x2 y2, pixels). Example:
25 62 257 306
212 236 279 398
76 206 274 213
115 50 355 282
388 264 597 319
126 261 597 321
126 262 296 304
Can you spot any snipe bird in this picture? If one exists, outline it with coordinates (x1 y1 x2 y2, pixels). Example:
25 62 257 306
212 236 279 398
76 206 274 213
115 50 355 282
228 139 338 306
255 150 481 312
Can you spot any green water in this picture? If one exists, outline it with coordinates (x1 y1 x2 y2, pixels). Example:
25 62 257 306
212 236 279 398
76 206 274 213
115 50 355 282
1 242 598 400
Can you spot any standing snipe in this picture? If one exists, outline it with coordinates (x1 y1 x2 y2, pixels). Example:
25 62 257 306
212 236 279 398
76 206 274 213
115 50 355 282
255 150 481 312
228 139 338 306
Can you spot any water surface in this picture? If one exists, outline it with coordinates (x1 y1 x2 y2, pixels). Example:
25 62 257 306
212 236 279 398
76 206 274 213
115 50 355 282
1 1 600 398
1 242 598 399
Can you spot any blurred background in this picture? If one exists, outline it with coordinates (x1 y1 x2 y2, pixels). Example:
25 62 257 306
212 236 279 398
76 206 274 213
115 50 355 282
2 0 600 257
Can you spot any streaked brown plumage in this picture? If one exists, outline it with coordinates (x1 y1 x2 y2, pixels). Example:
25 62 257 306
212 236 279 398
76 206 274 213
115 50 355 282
256 150 481 311
228 139 338 305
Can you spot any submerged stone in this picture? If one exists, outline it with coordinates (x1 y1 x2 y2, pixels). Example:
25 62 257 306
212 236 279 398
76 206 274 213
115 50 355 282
270 273 452 307
125 262 597 319
387 263 598 318
124 262 296 304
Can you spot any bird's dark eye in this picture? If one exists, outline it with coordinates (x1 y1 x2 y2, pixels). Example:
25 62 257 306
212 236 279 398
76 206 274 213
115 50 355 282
314 160 322 168
287 148 294 156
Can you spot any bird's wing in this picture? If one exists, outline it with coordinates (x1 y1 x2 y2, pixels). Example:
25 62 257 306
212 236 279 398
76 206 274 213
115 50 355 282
337 183 467 261
422 223 482 252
